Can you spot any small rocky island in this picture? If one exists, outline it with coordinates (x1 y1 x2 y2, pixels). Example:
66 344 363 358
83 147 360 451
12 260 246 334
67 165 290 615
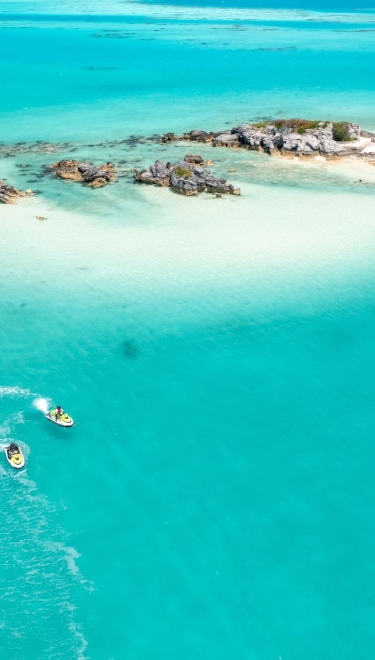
0 180 32 204
162 120 375 158
50 160 115 187
134 154 241 196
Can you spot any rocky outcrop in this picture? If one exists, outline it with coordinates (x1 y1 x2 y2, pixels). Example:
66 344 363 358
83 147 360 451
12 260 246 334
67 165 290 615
134 159 240 197
51 160 115 187
161 120 375 159
133 160 172 186
229 121 363 157
212 132 241 148
160 132 178 143
0 181 32 204
188 130 212 143
184 154 205 165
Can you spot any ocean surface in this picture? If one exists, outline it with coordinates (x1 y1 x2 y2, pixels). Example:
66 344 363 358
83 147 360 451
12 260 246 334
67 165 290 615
1 1 375 659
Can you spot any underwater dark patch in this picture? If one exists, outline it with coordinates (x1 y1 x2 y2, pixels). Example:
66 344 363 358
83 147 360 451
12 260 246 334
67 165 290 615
122 340 139 360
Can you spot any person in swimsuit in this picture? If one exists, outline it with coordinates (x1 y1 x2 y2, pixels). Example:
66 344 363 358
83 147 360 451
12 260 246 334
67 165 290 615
7 442 19 457
55 406 63 420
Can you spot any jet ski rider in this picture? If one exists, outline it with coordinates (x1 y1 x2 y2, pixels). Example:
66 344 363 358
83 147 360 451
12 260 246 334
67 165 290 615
55 406 64 420
7 442 18 456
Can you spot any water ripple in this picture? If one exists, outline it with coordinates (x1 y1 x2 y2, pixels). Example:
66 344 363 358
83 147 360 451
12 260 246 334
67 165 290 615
0 468 92 658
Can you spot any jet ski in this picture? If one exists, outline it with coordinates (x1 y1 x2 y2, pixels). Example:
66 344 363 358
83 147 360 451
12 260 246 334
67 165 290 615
4 442 25 469
45 408 74 427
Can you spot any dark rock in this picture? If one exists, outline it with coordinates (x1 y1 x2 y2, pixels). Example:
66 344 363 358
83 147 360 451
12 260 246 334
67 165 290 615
0 181 32 204
189 130 211 143
205 175 234 195
78 162 113 183
170 171 198 196
161 132 178 143
212 133 240 147
133 159 171 186
184 154 204 164
134 159 240 197
175 119 375 158
51 160 115 187
234 121 364 157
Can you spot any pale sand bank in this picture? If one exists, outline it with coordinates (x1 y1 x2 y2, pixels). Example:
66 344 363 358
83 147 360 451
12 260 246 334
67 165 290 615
2 178 375 336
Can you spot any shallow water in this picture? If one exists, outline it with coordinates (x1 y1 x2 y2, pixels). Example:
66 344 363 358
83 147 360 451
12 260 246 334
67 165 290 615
2 7 375 141
1 2 375 659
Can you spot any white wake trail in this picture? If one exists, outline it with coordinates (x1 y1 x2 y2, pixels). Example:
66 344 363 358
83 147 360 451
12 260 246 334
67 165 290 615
0 471 92 659
32 397 52 414
0 386 33 397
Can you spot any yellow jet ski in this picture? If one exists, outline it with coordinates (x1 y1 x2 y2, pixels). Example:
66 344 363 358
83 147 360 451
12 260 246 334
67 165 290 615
45 407 74 427
4 442 25 469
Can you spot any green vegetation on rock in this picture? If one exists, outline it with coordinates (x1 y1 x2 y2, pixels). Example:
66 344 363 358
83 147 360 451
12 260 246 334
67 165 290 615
332 122 352 142
175 166 192 179
273 119 321 133
253 119 332 134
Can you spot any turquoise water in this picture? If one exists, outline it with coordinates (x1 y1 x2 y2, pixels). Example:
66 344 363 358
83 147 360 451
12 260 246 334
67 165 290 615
1 2 375 659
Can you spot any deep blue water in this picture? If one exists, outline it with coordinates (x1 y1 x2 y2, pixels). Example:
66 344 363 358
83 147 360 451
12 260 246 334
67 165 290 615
142 0 375 9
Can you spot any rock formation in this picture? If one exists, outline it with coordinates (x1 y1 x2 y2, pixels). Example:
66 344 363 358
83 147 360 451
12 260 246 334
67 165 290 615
160 132 177 143
50 160 115 187
184 154 205 165
134 157 240 197
134 160 171 187
0 181 32 204
161 120 375 159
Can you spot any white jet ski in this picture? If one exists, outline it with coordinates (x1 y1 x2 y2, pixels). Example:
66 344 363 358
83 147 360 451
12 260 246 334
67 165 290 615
4 442 25 469
45 408 74 427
